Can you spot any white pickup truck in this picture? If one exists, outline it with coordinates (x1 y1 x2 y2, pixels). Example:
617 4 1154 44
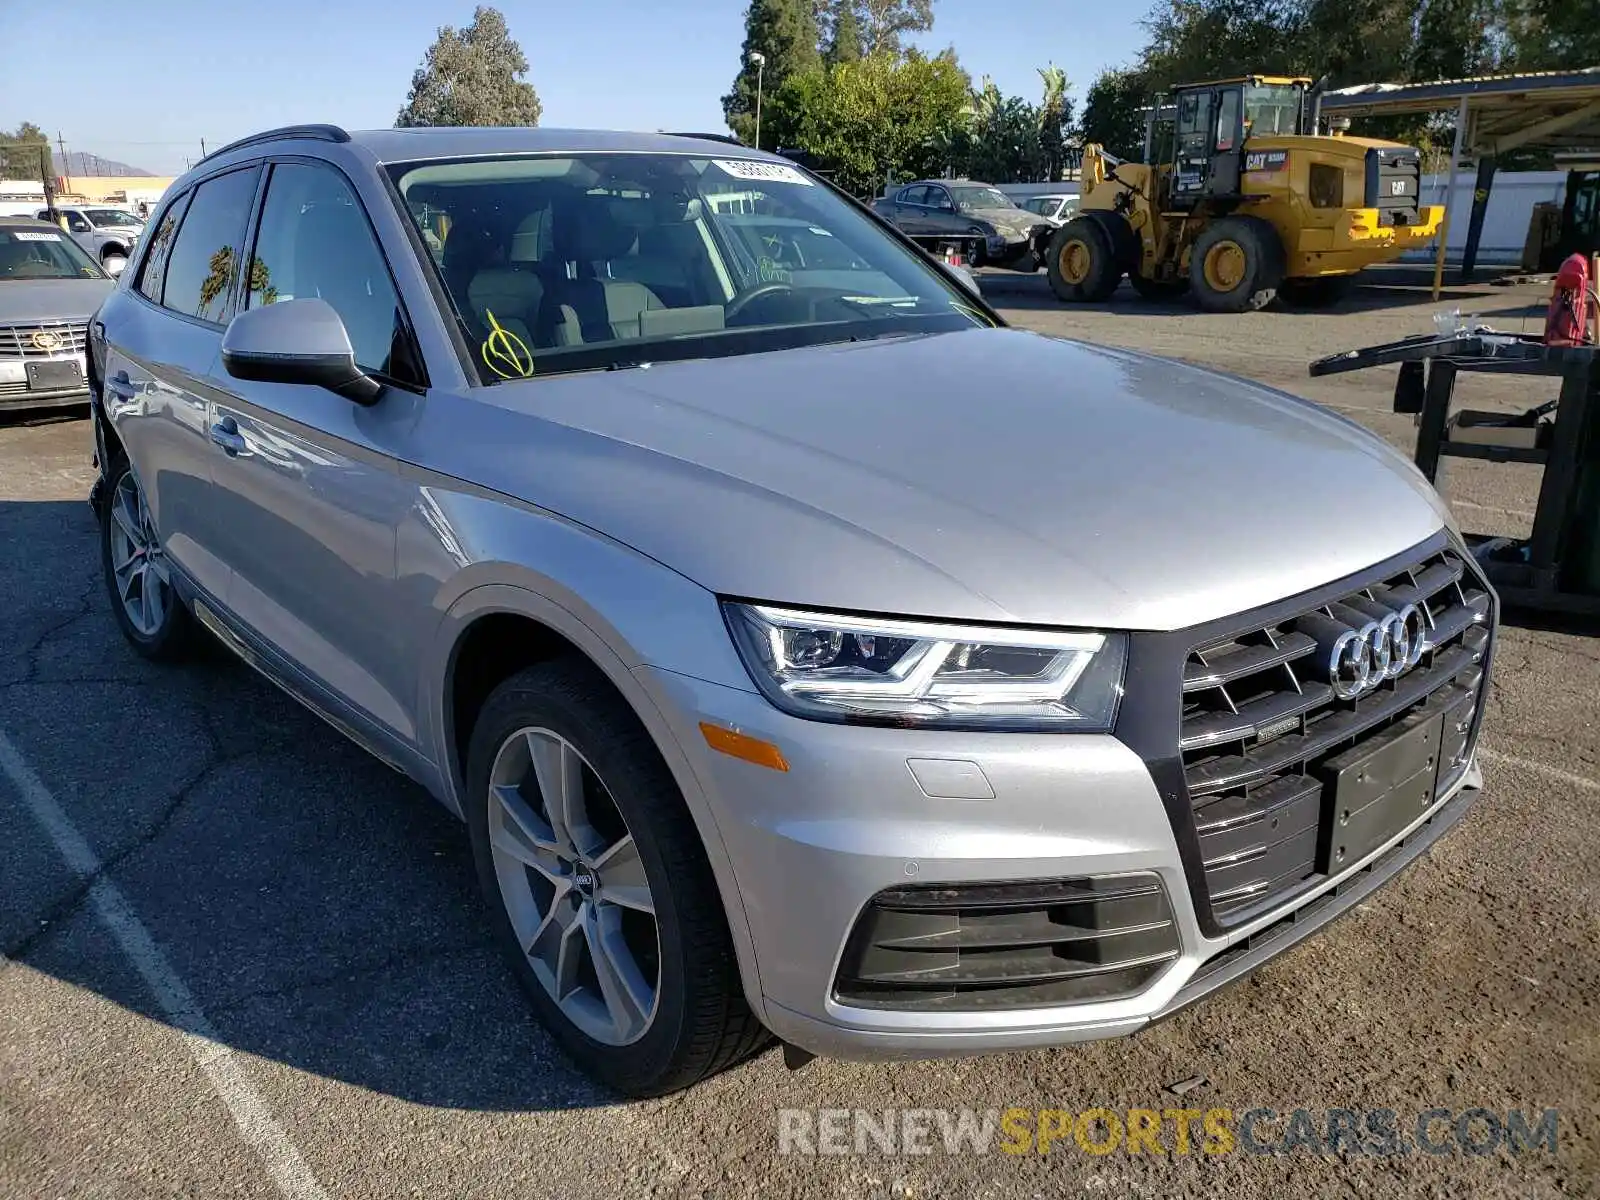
32 205 144 275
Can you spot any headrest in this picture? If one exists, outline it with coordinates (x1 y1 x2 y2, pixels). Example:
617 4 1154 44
553 197 638 263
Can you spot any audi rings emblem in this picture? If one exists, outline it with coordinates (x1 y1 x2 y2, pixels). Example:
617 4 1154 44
1327 604 1427 699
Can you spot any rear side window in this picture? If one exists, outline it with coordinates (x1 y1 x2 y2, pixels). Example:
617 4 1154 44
246 162 418 382
136 193 189 304
159 167 261 323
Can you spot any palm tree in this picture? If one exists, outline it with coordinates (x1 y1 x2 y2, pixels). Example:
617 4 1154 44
1037 63 1070 181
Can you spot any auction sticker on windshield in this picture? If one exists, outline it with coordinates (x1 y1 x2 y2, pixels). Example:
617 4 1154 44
13 231 63 242
714 160 813 186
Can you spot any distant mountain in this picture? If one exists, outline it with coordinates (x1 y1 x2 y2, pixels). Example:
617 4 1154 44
63 150 154 178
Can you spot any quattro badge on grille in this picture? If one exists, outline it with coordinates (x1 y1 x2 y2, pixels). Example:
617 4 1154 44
31 330 62 352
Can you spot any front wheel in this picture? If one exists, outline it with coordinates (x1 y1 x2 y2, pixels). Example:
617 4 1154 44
1046 217 1122 302
465 659 767 1096
99 458 194 660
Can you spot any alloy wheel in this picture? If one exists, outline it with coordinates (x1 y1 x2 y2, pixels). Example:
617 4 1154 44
107 470 171 638
486 726 661 1046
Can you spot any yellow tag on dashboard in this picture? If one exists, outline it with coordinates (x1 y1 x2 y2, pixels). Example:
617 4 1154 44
481 309 535 380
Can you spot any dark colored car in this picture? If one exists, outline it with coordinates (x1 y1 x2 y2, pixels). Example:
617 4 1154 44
872 180 1050 268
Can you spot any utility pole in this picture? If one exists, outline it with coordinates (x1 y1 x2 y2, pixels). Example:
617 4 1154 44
200 138 207 158
56 131 70 192
750 50 767 150
41 146 61 227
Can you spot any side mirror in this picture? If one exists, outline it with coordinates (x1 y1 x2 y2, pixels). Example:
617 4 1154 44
221 298 381 405
941 260 981 297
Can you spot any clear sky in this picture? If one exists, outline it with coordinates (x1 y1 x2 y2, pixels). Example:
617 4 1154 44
0 0 1147 178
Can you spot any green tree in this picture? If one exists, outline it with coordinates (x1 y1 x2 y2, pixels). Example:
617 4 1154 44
824 1 863 65
1411 0 1501 79
765 49 970 196
396 6 542 127
858 0 935 57
1080 68 1149 161
723 0 821 148
1504 0 1600 70
0 123 53 183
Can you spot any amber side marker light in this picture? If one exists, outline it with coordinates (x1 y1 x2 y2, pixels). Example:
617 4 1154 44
699 722 789 772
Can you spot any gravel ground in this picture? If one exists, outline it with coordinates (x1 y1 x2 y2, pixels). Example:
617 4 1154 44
1 268 1596 1199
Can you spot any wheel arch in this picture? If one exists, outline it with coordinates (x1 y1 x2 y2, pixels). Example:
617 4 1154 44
428 578 768 1021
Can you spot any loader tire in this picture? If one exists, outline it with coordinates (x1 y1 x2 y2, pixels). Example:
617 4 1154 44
1047 218 1122 303
1189 216 1284 312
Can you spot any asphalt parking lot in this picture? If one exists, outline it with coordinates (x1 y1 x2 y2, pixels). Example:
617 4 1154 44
2 269 1597 1199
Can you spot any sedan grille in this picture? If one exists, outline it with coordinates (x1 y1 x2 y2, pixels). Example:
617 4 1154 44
0 321 89 357
1179 547 1491 925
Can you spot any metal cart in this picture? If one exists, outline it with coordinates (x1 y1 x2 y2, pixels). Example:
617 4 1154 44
1310 331 1600 618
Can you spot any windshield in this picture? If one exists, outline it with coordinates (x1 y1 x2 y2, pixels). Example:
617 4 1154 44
949 185 1015 212
1243 84 1302 137
84 207 142 227
389 153 989 382
0 226 106 280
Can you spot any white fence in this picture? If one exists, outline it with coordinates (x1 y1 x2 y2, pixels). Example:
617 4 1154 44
1402 170 1567 265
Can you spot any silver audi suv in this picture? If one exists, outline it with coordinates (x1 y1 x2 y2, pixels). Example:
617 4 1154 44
87 125 1495 1097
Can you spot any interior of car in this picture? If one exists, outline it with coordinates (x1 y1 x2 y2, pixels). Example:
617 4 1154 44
391 153 965 381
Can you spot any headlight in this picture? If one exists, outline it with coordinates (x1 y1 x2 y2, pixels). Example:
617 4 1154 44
723 602 1126 731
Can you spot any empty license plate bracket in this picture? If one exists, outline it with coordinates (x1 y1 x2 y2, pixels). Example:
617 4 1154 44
26 360 82 391
1318 709 1443 873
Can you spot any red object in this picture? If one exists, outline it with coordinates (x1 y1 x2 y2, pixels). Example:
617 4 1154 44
1545 253 1591 347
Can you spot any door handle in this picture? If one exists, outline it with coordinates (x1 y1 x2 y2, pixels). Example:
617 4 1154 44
105 371 136 402
210 416 247 457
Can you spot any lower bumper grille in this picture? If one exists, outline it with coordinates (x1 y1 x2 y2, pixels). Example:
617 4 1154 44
834 875 1179 1011
1177 545 1492 925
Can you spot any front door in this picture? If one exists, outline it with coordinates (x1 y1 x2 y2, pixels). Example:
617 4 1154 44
103 166 261 606
208 159 427 750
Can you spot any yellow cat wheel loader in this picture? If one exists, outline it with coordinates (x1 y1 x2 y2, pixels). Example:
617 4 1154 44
1047 76 1444 312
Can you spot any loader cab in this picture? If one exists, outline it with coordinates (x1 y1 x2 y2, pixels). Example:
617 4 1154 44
1166 76 1310 209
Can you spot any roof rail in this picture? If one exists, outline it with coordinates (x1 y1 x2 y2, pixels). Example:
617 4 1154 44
196 124 351 167
661 131 749 148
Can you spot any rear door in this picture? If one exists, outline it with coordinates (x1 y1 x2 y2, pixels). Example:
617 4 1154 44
207 158 427 750
893 186 931 233
101 166 262 605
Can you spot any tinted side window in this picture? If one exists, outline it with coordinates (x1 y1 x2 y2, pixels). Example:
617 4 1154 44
161 167 261 323
247 162 412 380
898 186 927 206
136 192 190 305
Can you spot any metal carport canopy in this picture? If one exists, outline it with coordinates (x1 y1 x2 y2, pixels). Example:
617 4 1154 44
1321 69 1600 295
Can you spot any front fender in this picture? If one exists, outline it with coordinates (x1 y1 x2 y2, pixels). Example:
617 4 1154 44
405 485 768 1019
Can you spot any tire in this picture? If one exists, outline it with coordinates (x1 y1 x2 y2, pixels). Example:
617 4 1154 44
1279 275 1354 309
1128 274 1190 301
1046 217 1122 302
1188 216 1284 312
99 455 195 661
102 251 128 276
465 659 767 1097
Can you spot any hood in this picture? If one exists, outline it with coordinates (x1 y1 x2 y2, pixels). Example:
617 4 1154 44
462 328 1452 632
0 278 115 324
964 206 1044 238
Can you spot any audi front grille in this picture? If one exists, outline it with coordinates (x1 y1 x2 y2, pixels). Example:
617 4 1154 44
1118 537 1494 937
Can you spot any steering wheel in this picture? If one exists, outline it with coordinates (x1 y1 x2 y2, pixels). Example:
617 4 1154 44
724 281 796 324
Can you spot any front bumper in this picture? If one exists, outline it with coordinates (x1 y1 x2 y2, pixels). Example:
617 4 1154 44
0 352 90 410
641 663 1485 1062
